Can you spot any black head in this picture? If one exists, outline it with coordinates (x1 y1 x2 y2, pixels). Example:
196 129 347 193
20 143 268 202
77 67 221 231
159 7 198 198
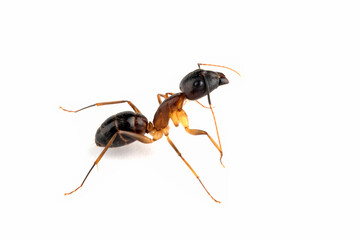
179 69 229 100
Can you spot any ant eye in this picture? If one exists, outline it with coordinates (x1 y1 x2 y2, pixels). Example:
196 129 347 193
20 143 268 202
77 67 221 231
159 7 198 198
193 80 204 88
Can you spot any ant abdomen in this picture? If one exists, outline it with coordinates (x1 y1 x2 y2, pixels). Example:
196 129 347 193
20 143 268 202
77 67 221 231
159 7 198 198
95 111 148 148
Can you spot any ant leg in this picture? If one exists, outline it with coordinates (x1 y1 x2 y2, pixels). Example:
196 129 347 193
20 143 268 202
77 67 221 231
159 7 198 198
166 135 220 203
194 100 212 109
157 92 174 104
116 130 160 143
60 100 142 113
185 127 224 167
64 129 159 196
176 110 224 167
64 132 119 195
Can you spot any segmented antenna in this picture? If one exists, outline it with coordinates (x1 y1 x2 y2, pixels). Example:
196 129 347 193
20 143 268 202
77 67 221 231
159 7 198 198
196 63 241 168
197 63 241 77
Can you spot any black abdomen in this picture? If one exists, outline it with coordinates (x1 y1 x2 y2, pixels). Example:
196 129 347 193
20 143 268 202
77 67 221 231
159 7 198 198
95 111 148 148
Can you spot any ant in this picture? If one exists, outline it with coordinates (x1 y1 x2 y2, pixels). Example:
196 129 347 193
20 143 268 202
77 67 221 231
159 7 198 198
60 63 241 203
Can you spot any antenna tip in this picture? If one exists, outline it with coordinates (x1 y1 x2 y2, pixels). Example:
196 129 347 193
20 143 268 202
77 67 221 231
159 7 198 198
196 63 241 77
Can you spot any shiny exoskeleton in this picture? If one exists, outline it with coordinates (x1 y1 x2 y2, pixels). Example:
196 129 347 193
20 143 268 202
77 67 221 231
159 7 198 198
95 111 148 148
61 63 241 203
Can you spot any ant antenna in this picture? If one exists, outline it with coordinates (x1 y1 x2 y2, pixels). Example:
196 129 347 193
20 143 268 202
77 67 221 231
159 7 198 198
197 63 241 77
197 63 241 168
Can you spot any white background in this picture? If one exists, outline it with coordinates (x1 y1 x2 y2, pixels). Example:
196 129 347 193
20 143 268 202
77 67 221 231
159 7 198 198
1 0 359 239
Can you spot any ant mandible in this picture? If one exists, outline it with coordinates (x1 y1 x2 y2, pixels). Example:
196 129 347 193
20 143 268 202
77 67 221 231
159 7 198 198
60 63 241 203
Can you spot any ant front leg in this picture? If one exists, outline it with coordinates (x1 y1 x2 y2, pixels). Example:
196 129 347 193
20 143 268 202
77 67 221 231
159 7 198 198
175 109 224 168
60 100 142 113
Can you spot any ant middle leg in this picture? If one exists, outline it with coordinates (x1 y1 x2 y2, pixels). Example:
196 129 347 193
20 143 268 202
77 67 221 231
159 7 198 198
60 100 142 113
165 135 220 203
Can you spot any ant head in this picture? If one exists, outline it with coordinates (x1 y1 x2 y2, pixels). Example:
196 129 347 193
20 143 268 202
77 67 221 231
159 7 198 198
179 69 229 100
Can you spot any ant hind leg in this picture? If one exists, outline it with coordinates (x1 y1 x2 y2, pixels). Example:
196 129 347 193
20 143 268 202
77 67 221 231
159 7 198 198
64 129 158 196
64 132 119 195
60 100 142 113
